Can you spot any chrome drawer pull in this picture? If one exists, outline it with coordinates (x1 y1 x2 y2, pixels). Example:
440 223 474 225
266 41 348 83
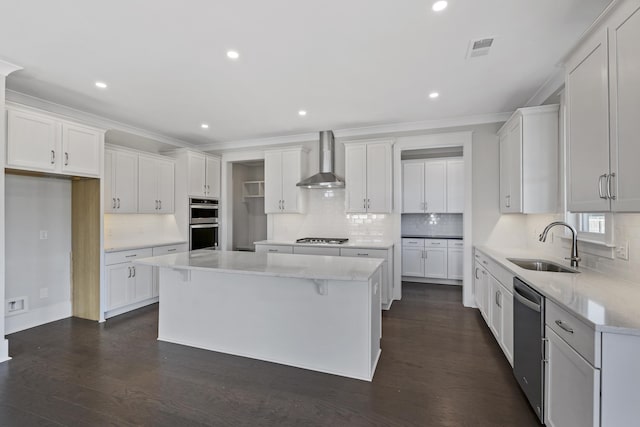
555 320 574 334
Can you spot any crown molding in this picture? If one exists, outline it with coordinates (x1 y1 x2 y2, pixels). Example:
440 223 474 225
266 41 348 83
525 67 565 107
0 60 22 77
201 112 512 152
5 90 196 149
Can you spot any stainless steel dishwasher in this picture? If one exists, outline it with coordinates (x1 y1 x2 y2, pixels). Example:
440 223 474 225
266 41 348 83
513 277 545 424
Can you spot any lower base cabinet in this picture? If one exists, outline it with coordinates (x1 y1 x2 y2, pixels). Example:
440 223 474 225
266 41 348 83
401 238 463 281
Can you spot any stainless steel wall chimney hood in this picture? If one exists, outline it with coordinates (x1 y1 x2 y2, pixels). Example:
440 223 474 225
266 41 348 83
296 130 345 188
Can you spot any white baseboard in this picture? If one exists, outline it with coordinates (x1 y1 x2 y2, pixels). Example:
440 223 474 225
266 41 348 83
5 300 72 334
402 277 463 286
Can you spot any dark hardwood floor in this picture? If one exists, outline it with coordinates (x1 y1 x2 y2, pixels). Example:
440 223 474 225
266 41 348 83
0 283 540 426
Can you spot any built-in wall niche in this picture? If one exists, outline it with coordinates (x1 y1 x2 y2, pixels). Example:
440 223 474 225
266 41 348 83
4 171 101 333
232 161 267 251
401 213 463 238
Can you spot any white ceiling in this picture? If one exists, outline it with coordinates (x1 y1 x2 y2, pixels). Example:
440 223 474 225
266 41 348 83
1 0 610 147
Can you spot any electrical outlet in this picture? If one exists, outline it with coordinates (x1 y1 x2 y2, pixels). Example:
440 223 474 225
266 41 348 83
616 241 629 260
6 297 28 316
40 288 48 298
39 230 48 240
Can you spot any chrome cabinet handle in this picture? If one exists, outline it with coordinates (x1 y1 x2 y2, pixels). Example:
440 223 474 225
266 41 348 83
125 254 137 258
64 152 69 166
496 291 502 308
505 195 511 208
132 266 136 278
155 200 158 210
167 248 176 252
112 198 116 209
364 198 367 210
367 198 370 209
598 174 608 199
51 150 55 164
159 200 162 210
357 253 369 257
268 249 278 252
606 173 616 200
117 198 121 209
127 266 132 278
555 320 574 334
475 268 480 279
281 200 284 210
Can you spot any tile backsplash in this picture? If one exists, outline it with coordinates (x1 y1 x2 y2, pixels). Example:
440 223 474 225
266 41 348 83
104 214 184 248
270 189 393 242
401 213 463 237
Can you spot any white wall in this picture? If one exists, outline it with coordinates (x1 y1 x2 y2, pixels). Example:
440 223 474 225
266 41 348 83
104 214 183 249
5 174 72 333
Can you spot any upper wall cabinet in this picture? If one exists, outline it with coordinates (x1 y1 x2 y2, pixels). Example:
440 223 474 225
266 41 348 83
264 148 307 214
138 155 175 214
345 141 393 213
105 149 138 213
187 152 220 199
7 107 103 178
567 0 640 212
402 158 463 213
498 105 559 214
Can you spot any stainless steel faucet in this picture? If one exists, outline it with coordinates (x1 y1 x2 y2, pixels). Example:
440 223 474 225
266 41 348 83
539 221 581 268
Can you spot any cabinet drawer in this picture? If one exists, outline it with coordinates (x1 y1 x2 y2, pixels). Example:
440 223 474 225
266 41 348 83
340 248 388 260
105 248 153 265
293 246 340 256
402 238 424 247
152 243 188 256
255 244 293 254
546 299 600 367
424 239 448 248
447 240 464 248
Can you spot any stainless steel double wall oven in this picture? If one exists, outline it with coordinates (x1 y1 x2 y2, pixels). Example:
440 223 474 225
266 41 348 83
189 198 219 250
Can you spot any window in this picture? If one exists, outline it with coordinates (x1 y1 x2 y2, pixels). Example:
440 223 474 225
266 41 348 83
567 212 613 246
579 213 605 234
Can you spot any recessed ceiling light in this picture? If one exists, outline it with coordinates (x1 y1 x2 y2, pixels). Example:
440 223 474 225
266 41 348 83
298 110 307 116
95 81 107 89
432 1 448 12
227 50 240 60
201 123 209 129
429 92 440 99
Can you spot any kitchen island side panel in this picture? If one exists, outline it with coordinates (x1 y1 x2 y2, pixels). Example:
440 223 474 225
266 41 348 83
158 267 380 381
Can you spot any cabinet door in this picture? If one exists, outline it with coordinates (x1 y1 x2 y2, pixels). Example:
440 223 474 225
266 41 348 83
610 3 640 212
345 144 368 213
446 159 464 213
566 30 611 212
131 264 153 303
188 152 206 197
366 143 392 213
424 248 447 279
205 156 221 199
447 248 463 280
500 286 514 366
7 109 59 172
402 162 425 213
402 247 425 277
114 151 138 213
281 150 302 213
264 151 283 214
424 160 447 213
138 156 158 213
156 159 174 213
475 266 490 322
488 275 503 339
104 150 116 213
545 327 600 427
500 118 523 213
61 123 101 177
106 264 131 310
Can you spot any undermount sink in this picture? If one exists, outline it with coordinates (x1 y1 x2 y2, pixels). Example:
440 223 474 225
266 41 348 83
507 258 579 274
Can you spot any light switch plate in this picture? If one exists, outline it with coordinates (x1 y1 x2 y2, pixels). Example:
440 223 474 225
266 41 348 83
616 241 629 260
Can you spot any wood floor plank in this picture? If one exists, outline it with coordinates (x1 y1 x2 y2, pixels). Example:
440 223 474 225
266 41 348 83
1 282 540 426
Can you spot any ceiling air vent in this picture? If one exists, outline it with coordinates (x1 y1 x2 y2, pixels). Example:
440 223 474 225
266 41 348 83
466 37 494 59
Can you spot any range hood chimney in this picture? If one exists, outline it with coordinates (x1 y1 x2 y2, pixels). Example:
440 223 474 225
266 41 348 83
296 130 345 189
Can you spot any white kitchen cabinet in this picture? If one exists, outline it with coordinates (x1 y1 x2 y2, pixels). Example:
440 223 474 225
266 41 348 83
424 246 447 279
447 247 463 280
255 244 294 254
293 246 340 256
498 105 559 214
402 158 462 213
500 285 514 365
264 148 306 214
401 240 425 277
104 149 138 213
138 155 175 213
340 247 393 309
488 275 503 339
151 243 188 297
474 262 489 322
403 238 460 281
106 264 130 311
566 0 640 212
187 151 220 198
545 327 600 427
446 159 464 213
345 141 392 213
7 107 103 178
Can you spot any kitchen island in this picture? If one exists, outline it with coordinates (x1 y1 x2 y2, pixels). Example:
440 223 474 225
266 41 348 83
136 250 384 381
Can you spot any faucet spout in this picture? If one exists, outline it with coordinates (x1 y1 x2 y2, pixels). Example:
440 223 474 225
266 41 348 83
538 221 580 268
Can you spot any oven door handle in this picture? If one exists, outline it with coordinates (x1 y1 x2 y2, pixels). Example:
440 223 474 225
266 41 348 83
514 287 542 312
190 205 219 209
190 224 219 229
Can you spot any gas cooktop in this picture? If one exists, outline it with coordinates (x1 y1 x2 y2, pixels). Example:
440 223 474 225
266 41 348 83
295 237 349 245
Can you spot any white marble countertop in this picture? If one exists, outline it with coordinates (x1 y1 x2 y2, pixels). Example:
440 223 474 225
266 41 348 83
105 240 188 253
135 249 385 281
254 240 394 249
477 245 640 336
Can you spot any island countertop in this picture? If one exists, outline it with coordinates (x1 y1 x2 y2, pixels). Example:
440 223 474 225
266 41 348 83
136 249 384 281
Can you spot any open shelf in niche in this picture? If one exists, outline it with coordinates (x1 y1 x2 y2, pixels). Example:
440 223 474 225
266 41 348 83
243 181 264 199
